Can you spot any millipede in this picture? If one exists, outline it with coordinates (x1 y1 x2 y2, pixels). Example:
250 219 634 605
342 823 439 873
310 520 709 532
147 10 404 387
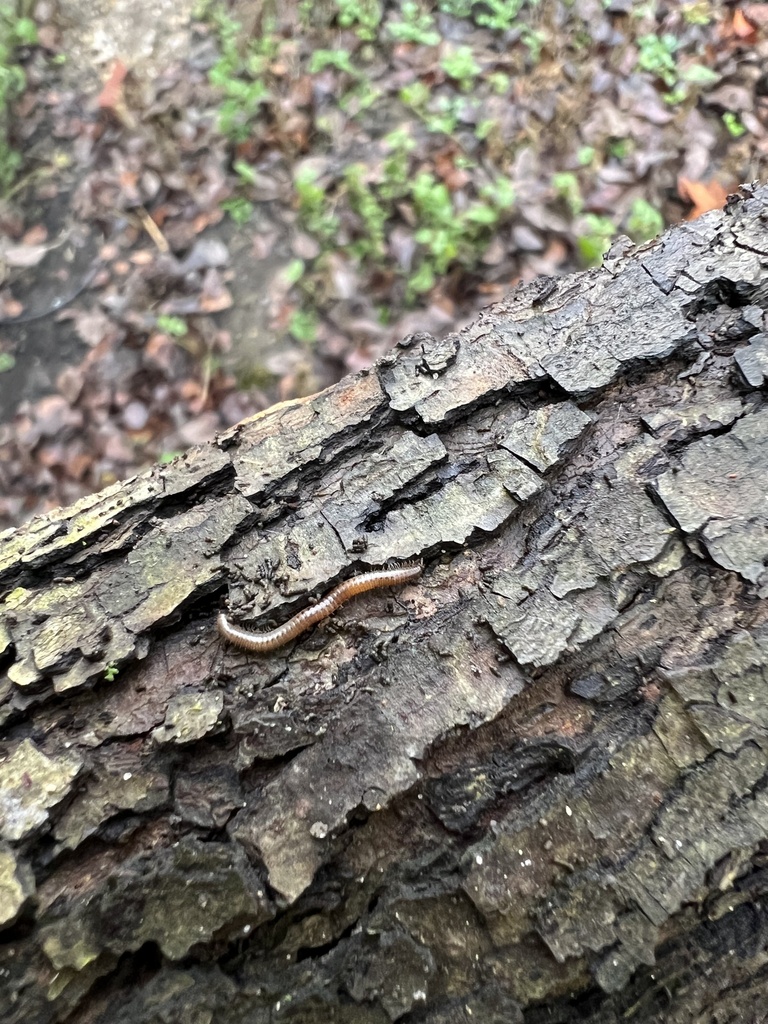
217 560 423 653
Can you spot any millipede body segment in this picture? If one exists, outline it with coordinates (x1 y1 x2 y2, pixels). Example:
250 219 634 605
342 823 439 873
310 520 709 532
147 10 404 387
217 561 423 653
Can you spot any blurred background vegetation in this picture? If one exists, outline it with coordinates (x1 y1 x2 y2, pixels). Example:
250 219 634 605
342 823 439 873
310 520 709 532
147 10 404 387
0 0 764 526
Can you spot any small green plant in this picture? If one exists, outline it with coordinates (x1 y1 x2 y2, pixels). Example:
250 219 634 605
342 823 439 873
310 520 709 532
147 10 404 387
294 165 340 241
399 80 430 110
552 171 583 216
722 111 746 138
344 163 388 260
282 258 306 287
104 662 119 683
636 33 678 88
401 85 474 136
488 71 510 95
440 46 481 91
607 138 631 160
681 2 712 25
387 1 441 45
233 159 258 186
679 63 719 87
339 78 381 115
436 0 473 16
635 32 716 105
626 198 664 242
156 314 188 337
0 4 37 193
438 0 543 57
439 0 528 31
207 9 273 142
0 351 15 372
521 27 546 63
221 196 254 224
309 49 358 75
159 450 183 464
577 213 615 266
474 0 528 31
423 95 463 135
334 0 382 40
379 128 415 200
406 171 515 296
289 308 318 344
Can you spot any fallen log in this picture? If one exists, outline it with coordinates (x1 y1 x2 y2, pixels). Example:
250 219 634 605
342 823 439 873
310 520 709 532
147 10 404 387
2 182 768 1024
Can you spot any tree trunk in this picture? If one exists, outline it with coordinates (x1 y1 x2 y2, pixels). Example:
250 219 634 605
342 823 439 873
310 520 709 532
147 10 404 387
2 182 768 1024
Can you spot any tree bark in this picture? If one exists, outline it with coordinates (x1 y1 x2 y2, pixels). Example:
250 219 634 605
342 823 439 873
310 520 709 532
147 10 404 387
2 182 768 1024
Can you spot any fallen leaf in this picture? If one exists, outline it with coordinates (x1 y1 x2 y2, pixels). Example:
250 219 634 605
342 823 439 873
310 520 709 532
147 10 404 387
21 225 48 245
2 243 50 268
0 297 24 318
678 177 730 219
97 60 128 110
731 8 757 40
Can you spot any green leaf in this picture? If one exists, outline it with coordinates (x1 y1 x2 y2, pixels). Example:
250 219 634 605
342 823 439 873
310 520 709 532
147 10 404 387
283 258 306 285
679 64 720 86
13 18 38 45
481 177 515 209
233 159 258 185
626 198 664 242
465 203 498 226
289 309 318 344
309 49 357 75
722 111 746 138
221 196 254 224
552 171 583 215
159 450 183 464
408 262 435 294
440 45 481 89
156 315 188 337
399 81 430 108
577 214 615 266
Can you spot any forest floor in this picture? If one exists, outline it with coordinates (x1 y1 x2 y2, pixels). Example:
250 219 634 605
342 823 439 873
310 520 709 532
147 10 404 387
0 0 766 530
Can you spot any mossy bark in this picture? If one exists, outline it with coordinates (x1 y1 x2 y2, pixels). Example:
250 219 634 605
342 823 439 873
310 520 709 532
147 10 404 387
2 183 768 1024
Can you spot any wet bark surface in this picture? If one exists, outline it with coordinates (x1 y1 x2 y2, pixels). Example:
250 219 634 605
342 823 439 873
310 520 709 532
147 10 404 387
2 183 768 1024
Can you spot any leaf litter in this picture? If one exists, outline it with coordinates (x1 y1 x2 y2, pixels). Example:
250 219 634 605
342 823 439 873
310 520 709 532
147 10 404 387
0 0 766 530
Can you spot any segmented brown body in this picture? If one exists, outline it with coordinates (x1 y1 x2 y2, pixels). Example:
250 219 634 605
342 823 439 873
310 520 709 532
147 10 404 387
217 561 423 653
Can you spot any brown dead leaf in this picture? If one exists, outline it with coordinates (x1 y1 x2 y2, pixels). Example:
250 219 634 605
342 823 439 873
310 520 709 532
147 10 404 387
21 225 47 246
731 8 758 40
130 250 154 266
434 144 471 191
34 395 83 438
0 297 24 318
192 209 224 234
72 308 114 347
57 366 85 405
144 333 177 373
678 177 730 219
97 60 128 110
66 452 93 481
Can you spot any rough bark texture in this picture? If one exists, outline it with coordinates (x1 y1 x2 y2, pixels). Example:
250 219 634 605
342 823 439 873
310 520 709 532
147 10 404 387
2 183 768 1024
